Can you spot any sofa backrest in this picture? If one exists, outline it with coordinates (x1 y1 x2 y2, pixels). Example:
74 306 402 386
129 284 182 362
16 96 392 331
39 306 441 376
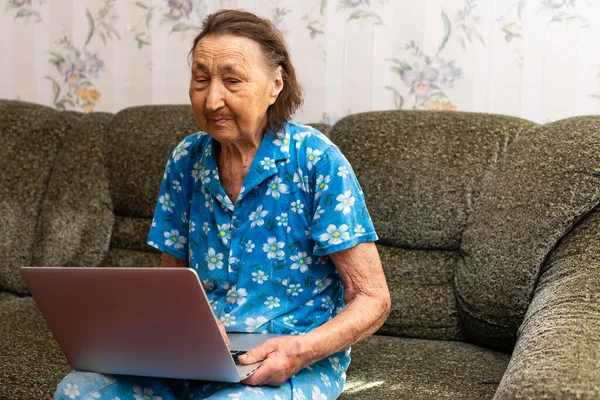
331 110 600 350
0 101 79 294
101 106 199 267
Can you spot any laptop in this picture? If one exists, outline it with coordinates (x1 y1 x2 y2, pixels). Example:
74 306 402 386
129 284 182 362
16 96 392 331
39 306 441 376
20 267 282 382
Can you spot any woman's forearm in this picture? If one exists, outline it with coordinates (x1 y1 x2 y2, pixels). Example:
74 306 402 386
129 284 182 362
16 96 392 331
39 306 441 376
300 291 391 364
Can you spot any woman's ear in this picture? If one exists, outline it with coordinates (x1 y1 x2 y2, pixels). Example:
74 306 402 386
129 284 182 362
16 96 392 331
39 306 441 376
269 66 284 106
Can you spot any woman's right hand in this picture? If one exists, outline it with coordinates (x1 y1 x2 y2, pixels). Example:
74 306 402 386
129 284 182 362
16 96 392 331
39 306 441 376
214 314 230 346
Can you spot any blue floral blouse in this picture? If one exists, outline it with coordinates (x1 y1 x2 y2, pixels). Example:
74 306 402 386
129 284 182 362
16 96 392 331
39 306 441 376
147 121 377 384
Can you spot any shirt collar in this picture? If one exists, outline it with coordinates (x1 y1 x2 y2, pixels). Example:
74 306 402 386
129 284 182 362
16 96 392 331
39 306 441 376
199 123 291 209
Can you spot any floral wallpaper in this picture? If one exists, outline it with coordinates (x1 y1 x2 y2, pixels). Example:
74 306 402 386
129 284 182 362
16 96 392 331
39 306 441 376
1 0 599 124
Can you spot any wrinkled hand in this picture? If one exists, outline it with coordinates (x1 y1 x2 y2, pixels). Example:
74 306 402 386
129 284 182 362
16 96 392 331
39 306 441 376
239 336 314 387
214 314 230 346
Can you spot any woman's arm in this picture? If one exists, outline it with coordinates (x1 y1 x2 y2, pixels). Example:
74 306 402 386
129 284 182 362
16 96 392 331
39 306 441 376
240 242 391 386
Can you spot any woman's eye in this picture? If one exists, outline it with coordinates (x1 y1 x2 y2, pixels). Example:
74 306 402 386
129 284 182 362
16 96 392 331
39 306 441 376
227 79 240 84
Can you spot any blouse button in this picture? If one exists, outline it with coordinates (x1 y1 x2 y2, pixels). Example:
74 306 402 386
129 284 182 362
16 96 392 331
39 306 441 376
233 219 242 228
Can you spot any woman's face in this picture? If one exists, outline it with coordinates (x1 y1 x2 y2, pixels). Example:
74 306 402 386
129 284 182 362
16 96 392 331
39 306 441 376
189 34 283 143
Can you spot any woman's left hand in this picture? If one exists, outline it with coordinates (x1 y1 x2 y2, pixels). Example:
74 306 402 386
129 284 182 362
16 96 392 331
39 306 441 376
238 336 315 387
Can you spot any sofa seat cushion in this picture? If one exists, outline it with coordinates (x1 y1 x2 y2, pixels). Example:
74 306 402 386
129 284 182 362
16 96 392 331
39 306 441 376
102 248 162 267
341 335 510 400
0 296 71 400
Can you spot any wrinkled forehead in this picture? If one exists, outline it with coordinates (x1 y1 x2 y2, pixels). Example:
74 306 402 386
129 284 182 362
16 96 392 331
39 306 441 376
191 34 268 74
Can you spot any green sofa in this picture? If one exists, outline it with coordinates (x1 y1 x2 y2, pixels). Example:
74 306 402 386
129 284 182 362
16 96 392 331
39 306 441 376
1 99 600 399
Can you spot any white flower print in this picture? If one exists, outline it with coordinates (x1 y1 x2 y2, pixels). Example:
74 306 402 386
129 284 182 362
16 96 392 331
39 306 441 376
63 383 80 399
290 251 312 273
220 314 236 327
172 180 182 192
293 169 310 192
216 194 233 210
228 393 243 399
283 315 297 326
266 176 289 199
172 141 191 162
319 224 350 245
246 386 264 395
287 284 303 296
354 224 366 237
313 205 325 220
202 279 214 292
293 131 311 149
151 219 156 227
164 229 187 250
190 221 196 232
90 392 101 398
163 159 171 180
245 316 268 332
217 223 232 244
112 397 121 400
245 240 255 252
321 296 333 309
291 200 305 214
315 175 330 198
199 169 211 184
273 134 291 153
311 385 327 400
263 237 285 259
191 162 203 182
260 157 277 170
209 299 218 310
159 194 175 213
133 386 163 400
292 387 306 400
205 248 224 270
249 205 268 228
202 222 210 234
276 213 289 227
251 270 269 284
264 296 281 309
328 356 341 372
335 190 356 215
313 278 332 294
320 372 332 387
226 286 247 306
306 148 323 170
180 212 188 225
337 165 350 178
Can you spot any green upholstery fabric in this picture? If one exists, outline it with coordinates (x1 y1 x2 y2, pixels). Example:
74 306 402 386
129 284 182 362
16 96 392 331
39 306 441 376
341 335 510 400
457 116 600 349
494 205 600 399
103 105 198 218
0 296 71 400
377 245 463 340
2 100 600 399
32 112 114 270
330 110 537 250
0 101 78 294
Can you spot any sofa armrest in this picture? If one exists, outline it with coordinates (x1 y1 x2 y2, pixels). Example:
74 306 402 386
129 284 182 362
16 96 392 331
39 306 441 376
494 207 600 399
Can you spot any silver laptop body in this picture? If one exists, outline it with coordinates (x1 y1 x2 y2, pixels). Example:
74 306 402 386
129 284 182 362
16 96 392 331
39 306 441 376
20 267 282 382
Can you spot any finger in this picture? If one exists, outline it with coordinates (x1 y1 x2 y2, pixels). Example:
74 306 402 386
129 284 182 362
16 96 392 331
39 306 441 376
214 315 230 345
241 359 286 387
239 339 277 364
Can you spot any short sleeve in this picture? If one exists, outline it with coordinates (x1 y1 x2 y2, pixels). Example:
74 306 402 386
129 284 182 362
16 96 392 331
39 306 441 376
309 146 378 256
147 138 195 261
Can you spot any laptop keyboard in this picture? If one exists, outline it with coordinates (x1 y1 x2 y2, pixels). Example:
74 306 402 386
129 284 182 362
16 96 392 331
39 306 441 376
230 350 247 365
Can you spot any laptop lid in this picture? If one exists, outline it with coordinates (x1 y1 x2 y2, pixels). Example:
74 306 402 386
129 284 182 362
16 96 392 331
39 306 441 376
20 267 244 382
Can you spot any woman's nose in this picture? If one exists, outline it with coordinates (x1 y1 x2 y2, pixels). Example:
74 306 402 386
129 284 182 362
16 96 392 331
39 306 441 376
205 81 225 112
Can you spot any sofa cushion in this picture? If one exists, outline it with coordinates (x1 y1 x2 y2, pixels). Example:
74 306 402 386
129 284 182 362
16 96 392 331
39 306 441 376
0 296 72 400
32 112 114 271
103 105 199 219
0 100 78 294
341 335 510 400
378 245 463 340
456 115 600 349
330 110 537 250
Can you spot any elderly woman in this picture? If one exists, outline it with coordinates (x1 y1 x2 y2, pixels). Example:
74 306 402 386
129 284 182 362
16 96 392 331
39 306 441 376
55 9 390 400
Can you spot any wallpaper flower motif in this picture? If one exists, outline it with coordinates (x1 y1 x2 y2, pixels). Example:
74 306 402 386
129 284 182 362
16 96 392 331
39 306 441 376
1 0 598 122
